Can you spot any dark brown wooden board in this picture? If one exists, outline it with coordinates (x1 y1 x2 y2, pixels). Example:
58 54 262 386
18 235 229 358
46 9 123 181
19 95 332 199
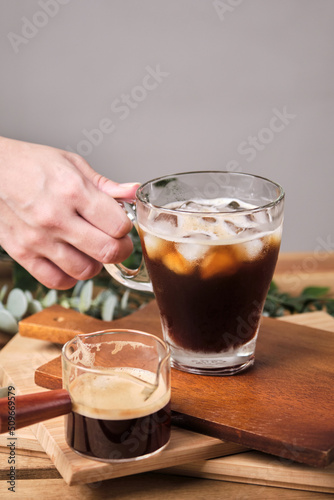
20 303 334 468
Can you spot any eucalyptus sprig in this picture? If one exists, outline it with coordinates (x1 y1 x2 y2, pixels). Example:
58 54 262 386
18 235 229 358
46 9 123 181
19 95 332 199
263 281 334 318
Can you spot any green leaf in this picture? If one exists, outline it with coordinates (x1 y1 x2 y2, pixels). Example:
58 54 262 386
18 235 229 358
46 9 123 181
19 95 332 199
25 290 34 303
72 280 86 298
68 296 80 310
325 299 334 317
27 300 43 314
41 289 58 308
0 285 8 302
92 290 112 308
268 281 279 293
0 309 18 334
301 286 330 298
79 280 93 313
59 297 71 309
6 288 28 320
121 289 130 310
101 294 118 321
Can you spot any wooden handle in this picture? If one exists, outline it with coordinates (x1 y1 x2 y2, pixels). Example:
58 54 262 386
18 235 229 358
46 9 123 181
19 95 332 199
0 389 72 434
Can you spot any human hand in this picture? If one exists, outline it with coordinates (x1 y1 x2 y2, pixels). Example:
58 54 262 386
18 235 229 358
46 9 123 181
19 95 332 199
0 137 140 289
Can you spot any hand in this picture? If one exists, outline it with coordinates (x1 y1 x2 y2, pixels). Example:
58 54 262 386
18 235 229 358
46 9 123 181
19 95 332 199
0 137 140 289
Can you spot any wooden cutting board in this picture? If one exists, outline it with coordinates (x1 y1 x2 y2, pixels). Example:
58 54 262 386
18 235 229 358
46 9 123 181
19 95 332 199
21 301 334 468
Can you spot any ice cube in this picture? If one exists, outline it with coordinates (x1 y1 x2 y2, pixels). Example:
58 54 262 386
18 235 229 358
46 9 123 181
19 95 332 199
202 216 217 224
176 241 208 262
162 251 193 275
184 232 212 240
215 199 242 212
200 249 239 279
153 213 179 237
224 215 251 232
270 226 282 246
217 219 246 238
179 200 212 212
143 233 164 260
241 238 264 260
224 220 245 235
155 212 178 226
246 210 270 226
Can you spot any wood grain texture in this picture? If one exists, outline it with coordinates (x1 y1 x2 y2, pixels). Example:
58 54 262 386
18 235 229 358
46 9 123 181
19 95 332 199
2 475 334 500
1 311 334 495
19 301 162 343
0 389 71 433
163 451 334 494
0 333 244 485
1 252 334 497
0 425 45 458
0 451 60 480
30 302 334 468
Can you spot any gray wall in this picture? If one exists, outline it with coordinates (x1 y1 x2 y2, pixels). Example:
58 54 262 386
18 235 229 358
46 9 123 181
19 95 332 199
1 0 333 252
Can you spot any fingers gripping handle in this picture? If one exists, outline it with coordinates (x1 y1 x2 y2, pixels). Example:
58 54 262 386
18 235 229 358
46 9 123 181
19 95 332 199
104 200 153 292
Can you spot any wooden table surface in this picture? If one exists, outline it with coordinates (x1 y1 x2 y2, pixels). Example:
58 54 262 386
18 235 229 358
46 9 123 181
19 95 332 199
0 252 334 499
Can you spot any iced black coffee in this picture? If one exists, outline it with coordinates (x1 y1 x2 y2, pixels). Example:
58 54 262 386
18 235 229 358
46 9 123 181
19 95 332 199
105 171 284 375
138 194 283 374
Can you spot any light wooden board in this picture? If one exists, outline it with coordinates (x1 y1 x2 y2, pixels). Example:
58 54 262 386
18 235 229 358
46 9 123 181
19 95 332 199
0 334 245 485
0 451 60 480
163 450 334 494
0 426 45 458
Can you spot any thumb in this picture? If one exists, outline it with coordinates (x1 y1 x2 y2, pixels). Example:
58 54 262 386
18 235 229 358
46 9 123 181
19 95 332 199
65 151 141 199
100 181 141 200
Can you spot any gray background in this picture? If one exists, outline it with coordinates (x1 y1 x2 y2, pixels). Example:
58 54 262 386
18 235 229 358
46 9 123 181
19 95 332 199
1 0 333 252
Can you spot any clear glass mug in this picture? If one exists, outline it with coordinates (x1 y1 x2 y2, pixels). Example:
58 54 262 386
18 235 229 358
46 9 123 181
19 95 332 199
105 171 284 376
62 329 171 462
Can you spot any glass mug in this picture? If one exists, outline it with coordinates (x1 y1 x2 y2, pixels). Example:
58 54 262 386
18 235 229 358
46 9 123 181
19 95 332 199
105 171 284 376
62 329 171 462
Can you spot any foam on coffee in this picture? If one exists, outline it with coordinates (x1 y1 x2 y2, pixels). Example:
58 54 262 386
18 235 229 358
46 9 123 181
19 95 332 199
140 197 282 279
141 197 280 247
68 368 170 421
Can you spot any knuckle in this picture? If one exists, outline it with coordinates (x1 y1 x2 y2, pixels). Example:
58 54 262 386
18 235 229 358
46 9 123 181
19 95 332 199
98 240 120 264
29 257 77 290
112 215 132 239
11 243 30 263
75 261 102 281
64 151 84 165
99 236 133 264
59 175 83 202
20 227 45 252
29 202 64 231
46 274 77 290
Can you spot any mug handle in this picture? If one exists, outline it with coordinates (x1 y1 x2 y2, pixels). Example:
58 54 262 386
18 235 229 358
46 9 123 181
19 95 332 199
103 200 153 293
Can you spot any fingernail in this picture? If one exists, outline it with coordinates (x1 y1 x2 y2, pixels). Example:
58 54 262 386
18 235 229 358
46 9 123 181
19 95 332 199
120 182 141 188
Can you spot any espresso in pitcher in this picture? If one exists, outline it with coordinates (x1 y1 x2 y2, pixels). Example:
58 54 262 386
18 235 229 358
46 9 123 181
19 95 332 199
66 369 171 461
139 197 282 372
